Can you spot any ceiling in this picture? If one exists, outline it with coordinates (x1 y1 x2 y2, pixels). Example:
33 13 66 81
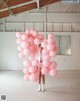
0 0 61 19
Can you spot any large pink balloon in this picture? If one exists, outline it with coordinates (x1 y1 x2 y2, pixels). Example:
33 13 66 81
28 35 34 43
21 34 28 40
29 55 35 61
32 60 39 67
23 60 31 67
25 29 30 35
41 40 47 48
16 32 22 38
49 50 57 57
49 61 57 69
38 35 44 40
42 49 49 55
49 69 57 77
48 33 54 38
41 68 49 75
29 73 38 82
42 54 50 60
47 44 54 50
21 41 30 48
29 66 38 73
32 30 39 37
23 49 30 55
24 73 30 81
34 38 41 46
23 67 29 74
16 39 22 44
47 38 55 44
43 60 50 67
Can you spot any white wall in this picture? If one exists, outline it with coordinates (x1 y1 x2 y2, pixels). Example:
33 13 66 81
0 32 80 70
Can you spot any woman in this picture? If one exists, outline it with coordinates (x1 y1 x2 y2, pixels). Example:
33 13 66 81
37 44 45 92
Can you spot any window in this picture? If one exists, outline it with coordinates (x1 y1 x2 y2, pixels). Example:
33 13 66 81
54 35 71 55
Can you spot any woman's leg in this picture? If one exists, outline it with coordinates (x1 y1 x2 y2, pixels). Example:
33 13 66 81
41 73 45 91
38 68 41 91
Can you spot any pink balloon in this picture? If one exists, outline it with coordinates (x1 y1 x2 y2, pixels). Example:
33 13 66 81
29 67 38 73
43 60 50 67
42 49 49 55
49 50 57 57
16 39 22 44
48 33 54 38
21 34 28 40
42 54 50 60
34 38 41 46
47 38 55 44
32 60 39 67
29 73 38 82
17 45 23 51
41 40 47 48
32 31 39 37
49 61 57 69
23 67 29 74
41 68 49 75
38 35 44 40
24 73 30 81
28 35 34 43
16 32 22 38
29 55 35 61
25 29 30 35
49 69 57 77
18 52 24 58
23 49 30 55
21 41 30 48
23 60 31 67
47 44 54 50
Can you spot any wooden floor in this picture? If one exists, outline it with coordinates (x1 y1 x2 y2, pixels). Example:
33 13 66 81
0 70 80 101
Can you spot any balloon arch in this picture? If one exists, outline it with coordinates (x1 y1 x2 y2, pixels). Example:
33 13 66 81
16 29 58 82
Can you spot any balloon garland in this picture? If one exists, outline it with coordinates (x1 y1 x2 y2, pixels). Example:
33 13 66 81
16 29 58 82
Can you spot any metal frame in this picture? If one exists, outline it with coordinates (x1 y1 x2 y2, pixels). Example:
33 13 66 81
0 0 40 13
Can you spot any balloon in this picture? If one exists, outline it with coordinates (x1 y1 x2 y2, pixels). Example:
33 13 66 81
41 68 49 75
23 67 29 74
48 33 54 38
49 69 57 77
47 38 55 44
23 60 31 67
17 45 23 51
21 34 28 40
41 40 47 48
34 38 41 46
21 41 30 48
24 73 30 81
43 60 50 67
29 73 38 82
29 55 35 61
29 66 38 73
49 61 57 69
25 29 30 35
47 44 54 50
32 30 39 37
42 49 49 55
28 35 34 43
18 52 24 58
49 50 57 57
32 60 39 67
16 39 22 44
23 49 30 55
42 54 50 60
16 32 22 38
38 35 44 40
